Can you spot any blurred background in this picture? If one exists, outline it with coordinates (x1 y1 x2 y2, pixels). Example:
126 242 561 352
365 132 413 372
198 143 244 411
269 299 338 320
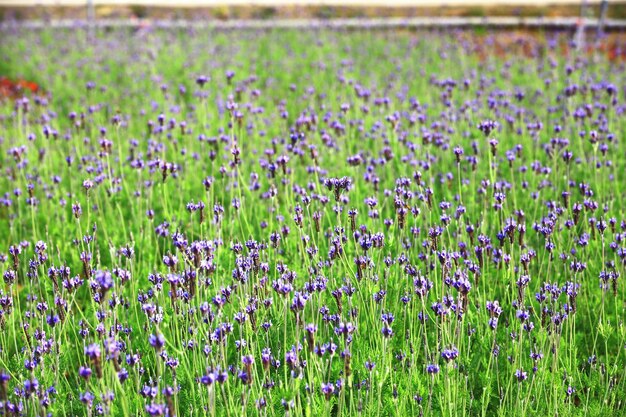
0 0 623 21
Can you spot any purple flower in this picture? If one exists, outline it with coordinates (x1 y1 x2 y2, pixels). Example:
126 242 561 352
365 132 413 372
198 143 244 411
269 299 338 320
321 382 334 399
477 120 498 136
196 75 209 87
84 344 101 359
426 364 440 374
515 369 528 381
441 346 459 362
149 333 165 351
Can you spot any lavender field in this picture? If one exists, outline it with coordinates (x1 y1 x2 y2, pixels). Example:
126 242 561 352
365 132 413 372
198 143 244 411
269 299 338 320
0 26 625 416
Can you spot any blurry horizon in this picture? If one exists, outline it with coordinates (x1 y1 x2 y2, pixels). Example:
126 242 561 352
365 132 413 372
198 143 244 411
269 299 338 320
1 0 619 21
0 0 610 6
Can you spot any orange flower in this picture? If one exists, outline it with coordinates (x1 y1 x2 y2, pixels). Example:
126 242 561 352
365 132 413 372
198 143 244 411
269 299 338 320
0 76 41 100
